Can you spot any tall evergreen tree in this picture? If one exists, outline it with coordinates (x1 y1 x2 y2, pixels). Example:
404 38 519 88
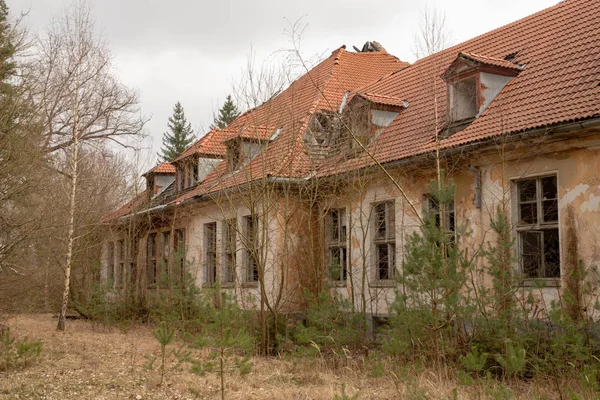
158 102 195 162
211 95 240 130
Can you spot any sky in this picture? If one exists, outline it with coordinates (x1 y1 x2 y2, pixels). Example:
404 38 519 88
8 0 559 168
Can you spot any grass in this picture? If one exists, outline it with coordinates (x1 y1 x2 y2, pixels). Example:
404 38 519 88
0 314 594 399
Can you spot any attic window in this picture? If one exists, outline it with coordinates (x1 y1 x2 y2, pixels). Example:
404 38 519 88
450 77 478 122
228 140 242 171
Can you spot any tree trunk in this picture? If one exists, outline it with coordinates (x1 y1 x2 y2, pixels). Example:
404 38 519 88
57 83 79 331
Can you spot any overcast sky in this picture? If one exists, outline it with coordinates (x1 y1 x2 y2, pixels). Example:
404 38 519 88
8 0 559 166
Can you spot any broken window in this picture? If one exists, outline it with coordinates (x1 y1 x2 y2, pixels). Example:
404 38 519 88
373 201 395 280
228 141 242 172
107 242 115 283
116 240 125 288
449 77 478 122
204 222 217 285
161 231 171 281
347 106 371 151
326 208 348 281
516 175 560 278
222 219 236 284
146 233 158 286
425 195 456 234
173 229 186 284
243 215 259 283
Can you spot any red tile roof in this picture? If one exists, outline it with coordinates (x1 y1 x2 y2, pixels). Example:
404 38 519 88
142 162 176 176
320 0 600 175
457 52 523 71
356 92 408 109
172 46 407 204
101 191 148 222
222 125 277 143
174 128 233 161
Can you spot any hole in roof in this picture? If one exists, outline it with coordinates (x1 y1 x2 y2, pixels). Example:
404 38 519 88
504 51 519 61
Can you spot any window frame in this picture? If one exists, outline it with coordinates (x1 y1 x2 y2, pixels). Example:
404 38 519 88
116 239 125 288
326 208 348 282
513 174 560 280
372 201 396 281
222 219 237 285
173 228 186 284
204 222 217 286
106 242 115 284
242 215 259 283
146 233 158 287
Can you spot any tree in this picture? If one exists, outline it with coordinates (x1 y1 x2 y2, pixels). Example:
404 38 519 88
210 95 240 130
158 102 195 162
28 1 146 330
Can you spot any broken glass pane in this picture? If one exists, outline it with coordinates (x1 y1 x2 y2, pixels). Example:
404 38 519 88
378 243 389 280
518 179 537 202
543 199 558 223
520 203 538 224
543 228 560 278
541 176 557 200
521 231 541 277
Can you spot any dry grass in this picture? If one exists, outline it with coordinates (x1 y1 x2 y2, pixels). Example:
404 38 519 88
0 314 590 399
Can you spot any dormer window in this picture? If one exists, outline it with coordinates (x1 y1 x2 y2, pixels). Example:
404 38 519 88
338 92 407 156
442 52 523 134
449 77 478 122
223 126 274 172
227 138 242 171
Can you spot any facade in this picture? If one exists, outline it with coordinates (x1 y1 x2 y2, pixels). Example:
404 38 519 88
103 0 600 318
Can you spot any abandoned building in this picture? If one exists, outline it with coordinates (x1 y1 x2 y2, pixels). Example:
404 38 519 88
103 0 600 318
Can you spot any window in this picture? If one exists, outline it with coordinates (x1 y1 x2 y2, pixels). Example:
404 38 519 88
107 242 115 283
450 77 478 121
204 222 217 285
147 233 157 286
373 201 395 280
176 168 184 191
425 195 456 233
516 176 560 279
243 215 259 282
192 163 199 185
222 219 237 284
347 106 371 150
173 229 186 283
228 141 242 171
116 240 125 287
161 231 171 280
326 209 348 281
128 238 137 285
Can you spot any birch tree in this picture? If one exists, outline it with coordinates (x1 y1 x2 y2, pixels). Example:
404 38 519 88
30 1 146 331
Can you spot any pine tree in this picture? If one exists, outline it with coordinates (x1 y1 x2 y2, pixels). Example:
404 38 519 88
211 95 240 130
158 102 195 162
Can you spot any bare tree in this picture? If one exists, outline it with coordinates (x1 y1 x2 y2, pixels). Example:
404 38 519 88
412 5 452 60
29 1 146 330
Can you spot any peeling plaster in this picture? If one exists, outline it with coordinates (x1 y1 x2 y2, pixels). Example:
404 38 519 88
581 192 600 213
559 183 589 208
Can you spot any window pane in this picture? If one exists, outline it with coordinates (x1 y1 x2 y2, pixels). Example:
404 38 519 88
541 176 557 200
374 203 386 240
331 210 339 241
341 248 347 280
518 179 537 202
543 228 560 278
520 203 538 224
521 231 541 277
377 243 389 280
542 199 558 223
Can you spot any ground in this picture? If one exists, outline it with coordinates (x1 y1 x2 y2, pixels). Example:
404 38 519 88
0 314 590 399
